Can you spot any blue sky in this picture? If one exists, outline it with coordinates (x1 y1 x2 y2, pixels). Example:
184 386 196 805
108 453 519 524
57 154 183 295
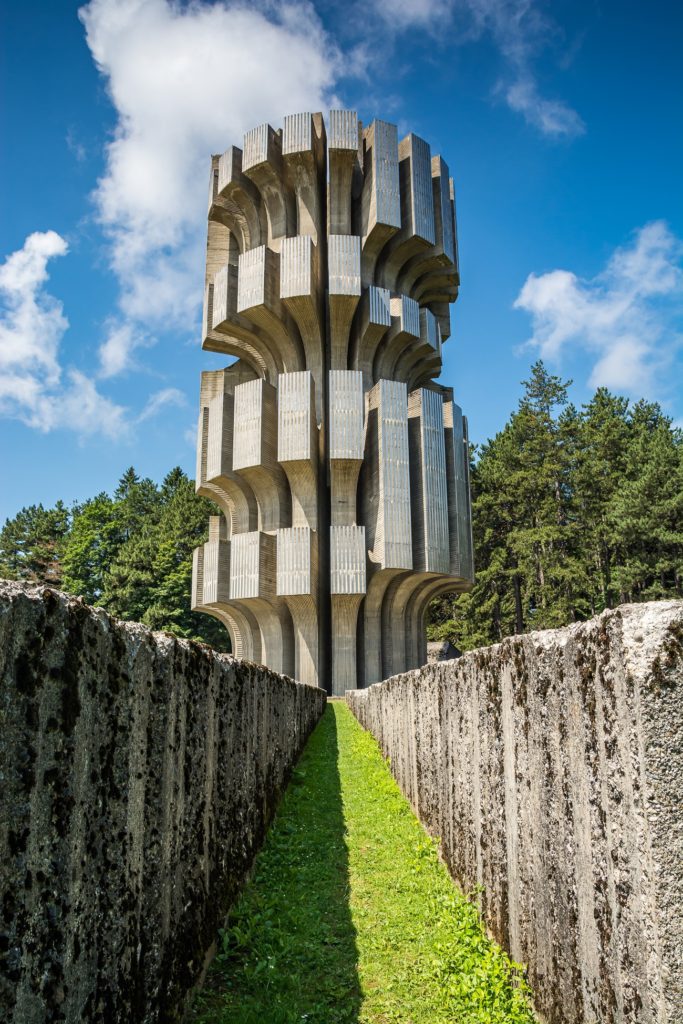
1 0 682 525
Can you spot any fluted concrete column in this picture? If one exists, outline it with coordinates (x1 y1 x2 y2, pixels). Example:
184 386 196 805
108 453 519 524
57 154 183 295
330 525 366 695
232 378 291 533
277 526 319 687
328 370 364 526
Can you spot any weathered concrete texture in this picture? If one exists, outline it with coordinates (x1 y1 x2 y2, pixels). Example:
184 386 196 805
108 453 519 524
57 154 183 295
347 602 683 1024
0 582 325 1024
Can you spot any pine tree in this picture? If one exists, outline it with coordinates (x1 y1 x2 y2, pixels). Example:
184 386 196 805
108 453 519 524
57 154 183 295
0 502 70 586
62 494 120 603
573 388 631 612
611 403 683 600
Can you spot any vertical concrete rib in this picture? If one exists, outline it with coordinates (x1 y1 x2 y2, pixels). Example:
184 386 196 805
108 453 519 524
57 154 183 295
359 119 401 285
350 285 392 389
277 371 318 529
329 370 364 526
328 110 360 237
242 123 295 249
232 378 291 533
277 526 319 687
330 525 366 694
328 233 362 370
282 113 326 246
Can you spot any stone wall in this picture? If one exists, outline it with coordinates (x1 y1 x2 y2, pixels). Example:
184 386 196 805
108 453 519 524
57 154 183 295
347 602 683 1024
0 582 326 1023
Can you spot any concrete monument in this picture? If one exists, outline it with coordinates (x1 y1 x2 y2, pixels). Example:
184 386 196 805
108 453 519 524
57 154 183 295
192 111 473 693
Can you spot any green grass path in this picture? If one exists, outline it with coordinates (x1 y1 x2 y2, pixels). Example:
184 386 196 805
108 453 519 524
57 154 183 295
191 703 535 1024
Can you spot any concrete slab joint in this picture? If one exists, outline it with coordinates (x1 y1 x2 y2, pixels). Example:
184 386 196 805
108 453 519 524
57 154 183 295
192 110 473 693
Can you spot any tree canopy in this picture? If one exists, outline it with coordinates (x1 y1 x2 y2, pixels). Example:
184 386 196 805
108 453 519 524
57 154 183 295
428 363 683 651
0 467 228 650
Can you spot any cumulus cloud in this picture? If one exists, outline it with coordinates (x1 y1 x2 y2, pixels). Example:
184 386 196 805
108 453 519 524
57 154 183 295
504 75 584 138
0 230 68 388
98 319 154 378
370 0 584 138
78 0 342 333
137 387 186 423
514 221 683 395
0 231 129 438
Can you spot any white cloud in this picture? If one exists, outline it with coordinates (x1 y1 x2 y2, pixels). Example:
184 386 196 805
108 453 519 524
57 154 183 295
98 319 154 378
0 231 129 439
78 0 342 332
31 370 130 439
137 387 186 422
369 0 584 138
514 221 683 395
0 230 68 387
373 0 452 29
504 75 584 138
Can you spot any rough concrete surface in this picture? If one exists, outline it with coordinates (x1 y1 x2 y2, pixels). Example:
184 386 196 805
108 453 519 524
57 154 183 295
347 602 683 1024
0 582 325 1023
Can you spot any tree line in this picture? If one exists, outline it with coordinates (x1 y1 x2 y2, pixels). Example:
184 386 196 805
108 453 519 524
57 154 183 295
428 362 683 650
1 362 681 655
0 466 228 650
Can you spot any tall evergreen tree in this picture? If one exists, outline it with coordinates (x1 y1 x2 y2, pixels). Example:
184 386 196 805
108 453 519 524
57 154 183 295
427 362 682 651
0 502 70 586
62 493 120 603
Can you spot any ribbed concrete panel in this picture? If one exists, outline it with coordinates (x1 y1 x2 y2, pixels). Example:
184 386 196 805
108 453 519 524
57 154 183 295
282 112 312 155
237 245 267 311
205 393 225 481
329 109 358 150
217 147 241 194
420 307 440 354
191 546 203 610
278 371 315 463
364 120 401 232
277 527 312 595
242 124 271 171
433 156 456 265
195 110 473 693
328 234 361 295
443 400 474 582
207 159 218 213
369 285 391 327
399 134 435 244
457 408 474 581
280 235 313 298
410 389 449 574
378 379 412 569
330 525 366 594
230 531 262 600
329 371 364 460
232 378 264 470
211 265 230 328
392 294 420 338
202 537 231 605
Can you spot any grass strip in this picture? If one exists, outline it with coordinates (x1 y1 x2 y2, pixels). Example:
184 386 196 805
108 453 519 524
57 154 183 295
190 702 535 1024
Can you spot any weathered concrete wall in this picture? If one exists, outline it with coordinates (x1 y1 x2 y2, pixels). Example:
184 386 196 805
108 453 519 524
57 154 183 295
347 602 683 1024
0 582 325 1023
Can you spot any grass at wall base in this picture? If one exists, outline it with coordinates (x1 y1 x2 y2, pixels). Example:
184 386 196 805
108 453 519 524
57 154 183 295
191 703 535 1024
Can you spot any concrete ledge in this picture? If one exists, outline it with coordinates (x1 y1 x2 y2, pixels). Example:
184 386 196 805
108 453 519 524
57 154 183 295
0 582 325 1023
347 602 683 1024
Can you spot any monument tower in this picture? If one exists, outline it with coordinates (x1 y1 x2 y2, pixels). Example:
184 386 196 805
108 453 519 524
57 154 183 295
192 111 474 694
